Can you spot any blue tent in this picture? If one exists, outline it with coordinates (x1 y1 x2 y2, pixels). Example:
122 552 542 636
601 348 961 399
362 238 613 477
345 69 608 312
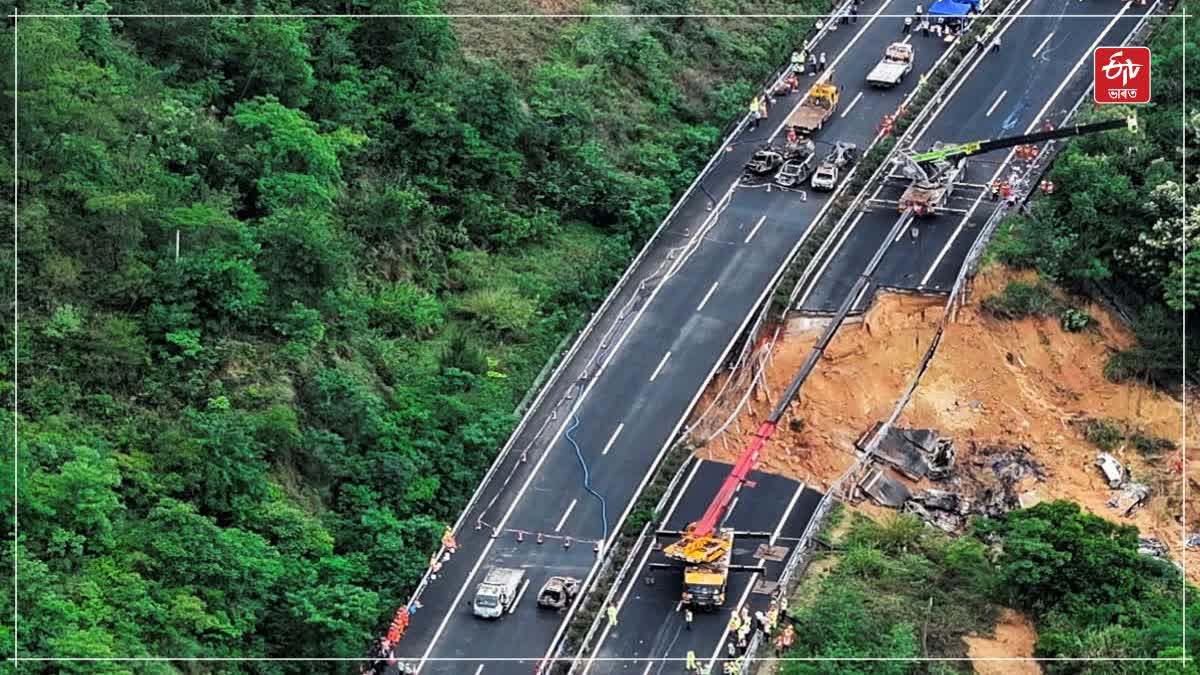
928 0 973 15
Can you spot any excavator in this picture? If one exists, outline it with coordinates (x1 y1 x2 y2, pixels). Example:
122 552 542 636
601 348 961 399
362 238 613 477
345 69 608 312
896 115 1137 216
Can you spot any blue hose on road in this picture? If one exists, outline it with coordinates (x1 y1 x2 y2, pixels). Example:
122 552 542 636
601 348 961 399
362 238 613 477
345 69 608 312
564 383 609 541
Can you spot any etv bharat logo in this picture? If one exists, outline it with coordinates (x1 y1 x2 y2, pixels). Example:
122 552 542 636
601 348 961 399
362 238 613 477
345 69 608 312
1094 46 1151 104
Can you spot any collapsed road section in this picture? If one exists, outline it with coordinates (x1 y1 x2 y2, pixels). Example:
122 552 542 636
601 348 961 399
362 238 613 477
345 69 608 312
384 1 958 672
560 1 1159 673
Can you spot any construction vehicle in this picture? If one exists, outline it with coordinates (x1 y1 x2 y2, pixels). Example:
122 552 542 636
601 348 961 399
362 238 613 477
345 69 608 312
897 116 1137 216
866 43 914 88
473 567 526 618
786 81 840 134
678 529 734 609
536 576 581 610
774 137 817 187
810 141 858 191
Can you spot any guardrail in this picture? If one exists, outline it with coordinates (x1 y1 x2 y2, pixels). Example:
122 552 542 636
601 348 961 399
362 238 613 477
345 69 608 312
545 4 1022 672
389 3 834 640
736 3 1163 671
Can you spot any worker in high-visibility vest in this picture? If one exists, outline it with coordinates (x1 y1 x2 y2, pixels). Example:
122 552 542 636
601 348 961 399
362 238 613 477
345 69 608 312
686 650 698 672
728 611 741 634
606 603 619 628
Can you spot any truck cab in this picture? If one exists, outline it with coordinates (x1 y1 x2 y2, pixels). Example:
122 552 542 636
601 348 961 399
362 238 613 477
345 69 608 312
682 566 728 609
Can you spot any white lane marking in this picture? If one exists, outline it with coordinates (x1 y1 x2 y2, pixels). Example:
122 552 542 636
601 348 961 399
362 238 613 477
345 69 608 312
705 482 806 670
600 423 624 456
649 351 672 382
696 281 720 312
908 0 1039 148
766 0 896 142
726 497 740 520
1032 31 1055 58
797 212 865 307
920 5 1133 287
852 279 872 311
986 90 1007 117
901 33 912 45
771 483 807 545
555 499 578 532
474 665 484 675
641 661 654 675
743 215 767 244
840 91 865 118
509 578 531 614
582 460 706 674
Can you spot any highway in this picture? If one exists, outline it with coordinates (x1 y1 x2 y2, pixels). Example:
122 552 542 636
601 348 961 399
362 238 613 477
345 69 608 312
580 460 821 675
796 0 1153 314
391 1 953 672
566 2 1154 672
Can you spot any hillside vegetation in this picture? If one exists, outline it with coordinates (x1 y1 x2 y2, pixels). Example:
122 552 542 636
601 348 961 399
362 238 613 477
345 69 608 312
989 2 1198 389
1 0 826 669
784 504 1196 674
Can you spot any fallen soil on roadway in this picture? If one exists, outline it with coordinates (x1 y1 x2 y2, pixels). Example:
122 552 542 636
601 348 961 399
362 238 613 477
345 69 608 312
695 265 1198 581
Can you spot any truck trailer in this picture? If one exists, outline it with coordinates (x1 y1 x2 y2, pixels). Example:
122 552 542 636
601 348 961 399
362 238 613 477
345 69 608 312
866 43 914 88
786 82 840 134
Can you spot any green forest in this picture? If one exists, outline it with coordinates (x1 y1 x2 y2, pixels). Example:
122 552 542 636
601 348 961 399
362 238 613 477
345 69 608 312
2 0 1196 671
989 2 1198 389
1 0 825 669
783 503 1196 674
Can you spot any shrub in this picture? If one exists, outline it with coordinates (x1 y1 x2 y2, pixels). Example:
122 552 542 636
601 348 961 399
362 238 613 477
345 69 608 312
1059 307 1093 332
1084 418 1123 451
371 282 445 337
981 281 1057 319
1130 430 1175 457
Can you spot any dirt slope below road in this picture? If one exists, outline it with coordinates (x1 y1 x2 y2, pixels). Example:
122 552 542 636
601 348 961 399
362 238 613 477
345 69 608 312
964 609 1041 675
697 265 1198 578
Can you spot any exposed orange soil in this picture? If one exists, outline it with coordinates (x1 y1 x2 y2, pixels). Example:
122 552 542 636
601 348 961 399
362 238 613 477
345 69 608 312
695 265 1198 580
964 608 1041 675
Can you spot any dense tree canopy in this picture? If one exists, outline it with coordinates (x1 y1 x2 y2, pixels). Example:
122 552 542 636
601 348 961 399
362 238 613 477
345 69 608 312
990 1 1198 388
1 0 819 668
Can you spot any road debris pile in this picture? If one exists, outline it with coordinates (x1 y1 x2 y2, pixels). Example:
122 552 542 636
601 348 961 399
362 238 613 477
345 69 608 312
696 266 1197 578
855 433 1049 533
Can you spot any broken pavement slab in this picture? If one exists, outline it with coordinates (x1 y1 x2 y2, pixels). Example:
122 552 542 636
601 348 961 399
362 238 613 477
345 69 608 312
858 424 954 480
859 466 912 507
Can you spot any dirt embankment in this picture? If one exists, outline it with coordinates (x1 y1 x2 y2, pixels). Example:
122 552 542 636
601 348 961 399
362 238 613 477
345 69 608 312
697 266 1198 579
964 609 1041 675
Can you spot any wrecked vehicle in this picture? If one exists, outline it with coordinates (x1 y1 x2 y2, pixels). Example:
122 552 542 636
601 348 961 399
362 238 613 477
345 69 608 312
774 158 813 187
744 146 784 176
1107 482 1149 517
536 576 581 610
1095 453 1125 488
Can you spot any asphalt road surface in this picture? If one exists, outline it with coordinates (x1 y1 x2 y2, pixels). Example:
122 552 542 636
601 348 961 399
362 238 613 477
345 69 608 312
796 0 1153 315
579 460 822 675
391 2 957 672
